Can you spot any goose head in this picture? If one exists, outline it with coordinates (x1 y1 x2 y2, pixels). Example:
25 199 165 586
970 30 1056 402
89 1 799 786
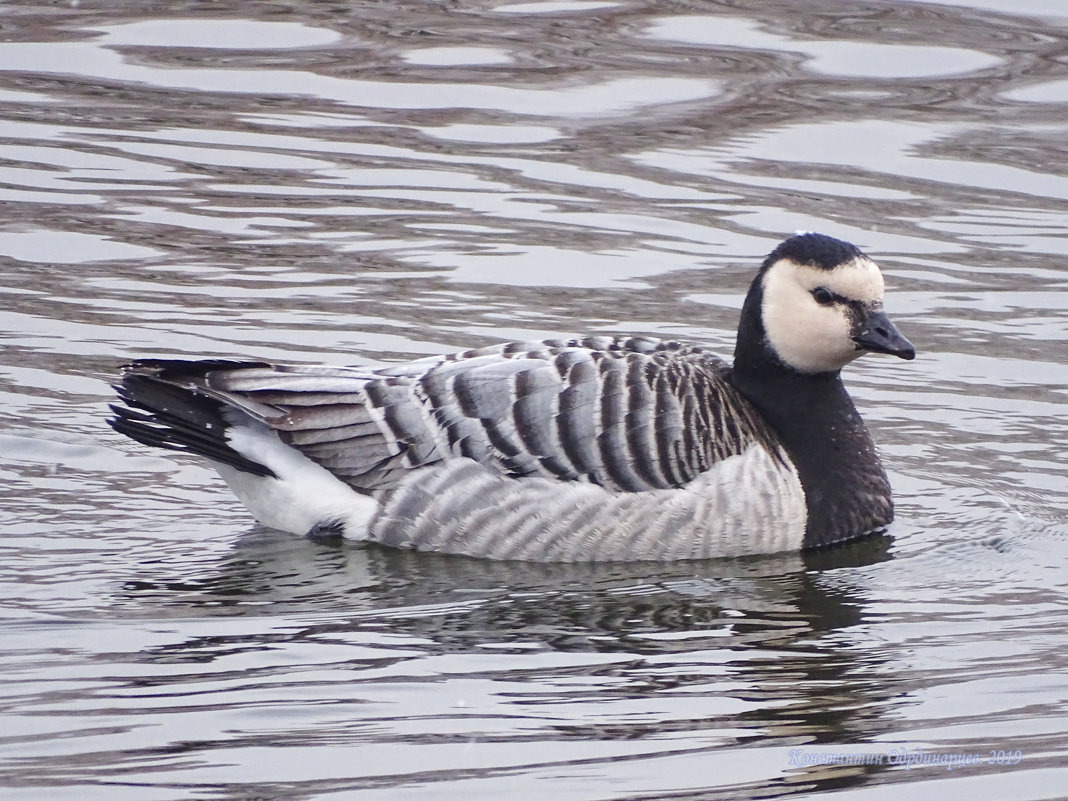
736 233 915 376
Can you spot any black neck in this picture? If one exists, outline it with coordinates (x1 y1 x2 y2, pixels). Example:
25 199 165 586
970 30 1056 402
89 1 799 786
731 333 893 548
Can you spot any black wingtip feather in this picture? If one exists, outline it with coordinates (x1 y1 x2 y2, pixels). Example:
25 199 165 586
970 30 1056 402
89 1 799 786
120 358 271 379
109 363 276 478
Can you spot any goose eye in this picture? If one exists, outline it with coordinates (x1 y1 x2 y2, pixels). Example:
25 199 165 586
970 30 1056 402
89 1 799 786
812 287 834 306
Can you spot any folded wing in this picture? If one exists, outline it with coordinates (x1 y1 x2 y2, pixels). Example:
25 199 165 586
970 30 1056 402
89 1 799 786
111 336 781 498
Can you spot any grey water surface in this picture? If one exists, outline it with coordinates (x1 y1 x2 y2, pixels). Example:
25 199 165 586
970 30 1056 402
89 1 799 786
1 1 1067 799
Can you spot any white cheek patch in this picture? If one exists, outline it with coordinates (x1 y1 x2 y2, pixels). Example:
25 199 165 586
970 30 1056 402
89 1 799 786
818 257 884 303
761 257 885 374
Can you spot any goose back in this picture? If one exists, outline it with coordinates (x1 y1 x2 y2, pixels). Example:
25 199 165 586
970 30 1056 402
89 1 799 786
111 336 809 559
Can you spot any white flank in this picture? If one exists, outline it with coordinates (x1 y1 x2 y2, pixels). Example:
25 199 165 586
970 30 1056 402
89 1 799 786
212 414 377 537
373 442 807 560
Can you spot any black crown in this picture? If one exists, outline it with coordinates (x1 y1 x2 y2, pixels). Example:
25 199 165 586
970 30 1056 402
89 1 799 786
765 233 864 271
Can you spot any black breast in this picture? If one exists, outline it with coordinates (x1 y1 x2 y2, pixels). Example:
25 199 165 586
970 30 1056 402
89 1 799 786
730 368 894 548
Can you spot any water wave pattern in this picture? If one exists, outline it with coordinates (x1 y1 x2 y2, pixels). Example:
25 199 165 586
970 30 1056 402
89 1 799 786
1 1 1066 799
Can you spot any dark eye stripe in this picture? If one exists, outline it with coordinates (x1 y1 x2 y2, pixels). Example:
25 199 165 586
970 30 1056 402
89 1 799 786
812 287 863 307
812 287 835 305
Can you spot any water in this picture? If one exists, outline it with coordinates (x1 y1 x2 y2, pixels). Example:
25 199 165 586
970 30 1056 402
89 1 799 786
2 1 1067 798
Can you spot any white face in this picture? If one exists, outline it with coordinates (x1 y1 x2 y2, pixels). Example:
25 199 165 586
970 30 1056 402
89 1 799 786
761 256 885 374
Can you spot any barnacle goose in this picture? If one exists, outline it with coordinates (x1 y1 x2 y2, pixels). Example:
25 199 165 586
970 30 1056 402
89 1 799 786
108 233 915 561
